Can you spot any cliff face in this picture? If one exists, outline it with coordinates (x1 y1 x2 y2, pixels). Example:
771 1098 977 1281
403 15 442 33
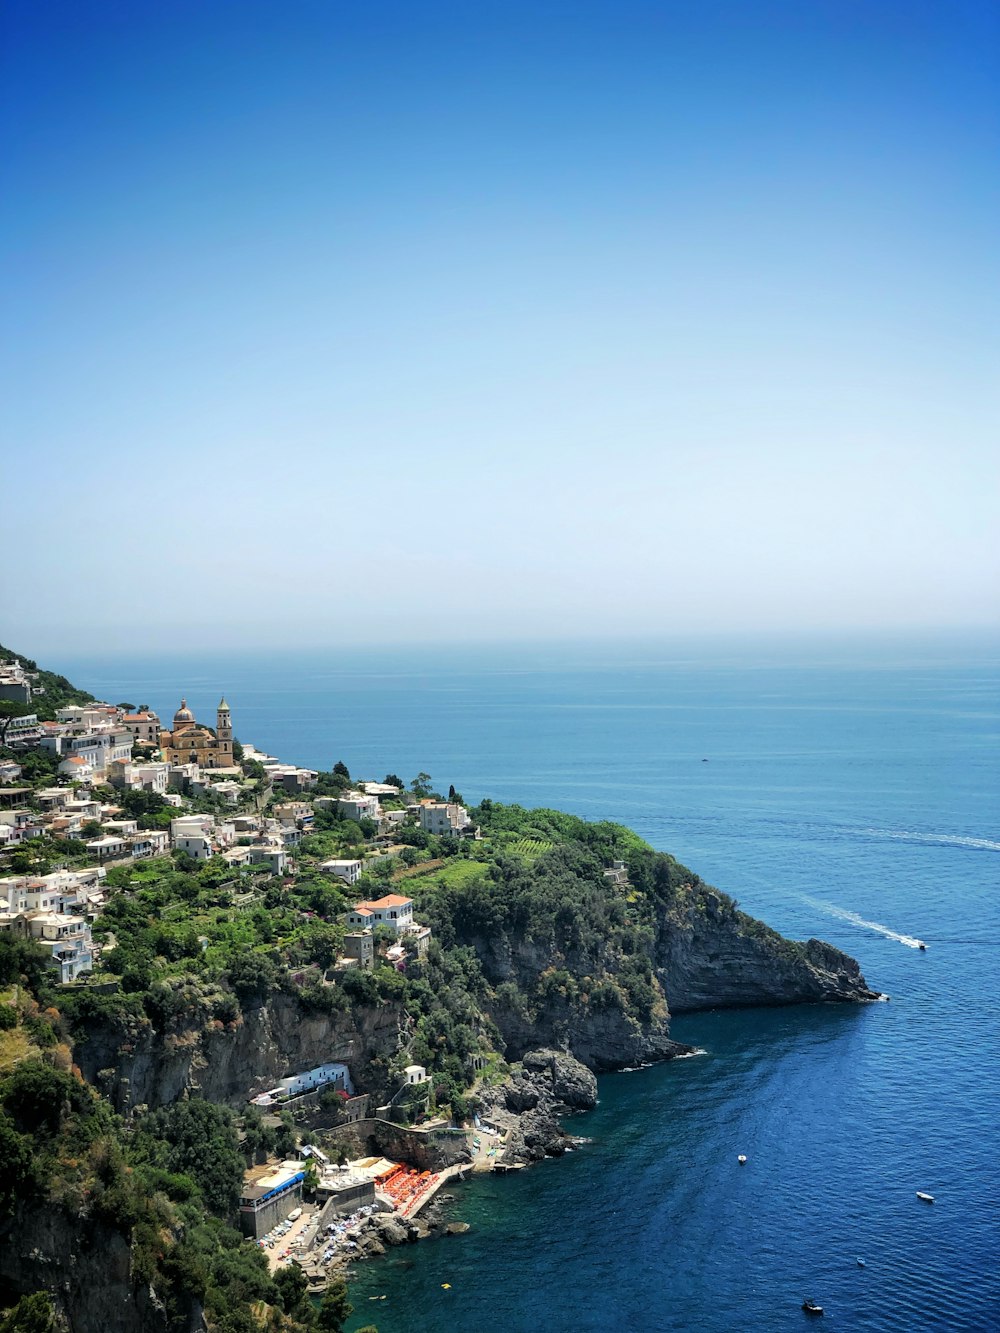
653 888 881 1013
76 993 406 1112
470 883 878 1075
0 1207 185 1333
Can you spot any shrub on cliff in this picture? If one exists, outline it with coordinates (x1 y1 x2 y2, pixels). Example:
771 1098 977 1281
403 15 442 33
130 1099 244 1215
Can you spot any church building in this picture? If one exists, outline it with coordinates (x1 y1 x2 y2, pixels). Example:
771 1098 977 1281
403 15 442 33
159 698 236 770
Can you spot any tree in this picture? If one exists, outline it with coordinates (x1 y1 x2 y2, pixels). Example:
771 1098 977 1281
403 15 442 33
0 1112 36 1216
383 773 403 789
0 1292 57 1333
131 1100 245 1215
333 760 350 780
315 1278 352 1333
273 1265 312 1320
226 952 278 1005
411 772 433 799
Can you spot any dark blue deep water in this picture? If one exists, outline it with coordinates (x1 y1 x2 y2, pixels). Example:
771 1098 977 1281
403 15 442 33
61 636 1000 1332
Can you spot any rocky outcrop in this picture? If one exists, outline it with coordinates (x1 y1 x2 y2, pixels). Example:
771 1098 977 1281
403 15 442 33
478 1048 598 1164
654 889 882 1013
75 992 406 1113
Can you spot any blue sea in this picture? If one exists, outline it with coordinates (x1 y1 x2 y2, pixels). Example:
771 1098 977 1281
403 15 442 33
61 634 1000 1332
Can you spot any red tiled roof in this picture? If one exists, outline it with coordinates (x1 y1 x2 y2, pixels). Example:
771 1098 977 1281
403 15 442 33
356 894 413 910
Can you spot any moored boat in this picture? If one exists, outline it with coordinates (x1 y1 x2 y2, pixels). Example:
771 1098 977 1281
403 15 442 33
802 1299 824 1316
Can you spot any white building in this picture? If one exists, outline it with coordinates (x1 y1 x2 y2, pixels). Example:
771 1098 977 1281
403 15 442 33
41 728 133 777
250 1062 354 1106
23 912 93 982
346 893 414 933
128 830 169 858
248 844 287 875
418 802 471 836
86 835 127 862
174 833 213 861
320 859 363 886
337 791 381 823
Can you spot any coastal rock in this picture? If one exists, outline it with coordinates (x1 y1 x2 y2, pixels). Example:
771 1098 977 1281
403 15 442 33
375 1215 410 1247
479 1048 598 1167
445 1222 471 1235
522 1048 598 1109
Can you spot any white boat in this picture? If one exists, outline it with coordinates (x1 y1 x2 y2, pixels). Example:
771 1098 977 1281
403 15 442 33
737 1155 747 1164
916 1192 934 1203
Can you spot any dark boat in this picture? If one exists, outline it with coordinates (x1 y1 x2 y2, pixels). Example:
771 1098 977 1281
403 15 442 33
802 1300 824 1316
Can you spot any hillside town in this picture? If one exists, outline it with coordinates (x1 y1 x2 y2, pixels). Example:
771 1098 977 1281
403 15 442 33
0 683 475 987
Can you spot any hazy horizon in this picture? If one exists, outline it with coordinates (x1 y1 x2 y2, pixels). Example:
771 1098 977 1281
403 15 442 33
3 1 998 653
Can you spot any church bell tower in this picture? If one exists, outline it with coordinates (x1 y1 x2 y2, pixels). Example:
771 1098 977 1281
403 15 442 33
217 698 233 764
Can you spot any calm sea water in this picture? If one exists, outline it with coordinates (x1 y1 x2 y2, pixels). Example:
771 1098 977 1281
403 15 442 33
61 636 1000 1332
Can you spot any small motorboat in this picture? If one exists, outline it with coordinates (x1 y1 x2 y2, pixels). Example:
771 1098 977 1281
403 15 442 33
918 942 927 950
737 1154 747 1164
916 1191 934 1203
802 1300 824 1316
856 1257 866 1267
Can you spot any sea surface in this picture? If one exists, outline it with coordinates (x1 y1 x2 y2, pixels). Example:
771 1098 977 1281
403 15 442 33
61 635 1000 1332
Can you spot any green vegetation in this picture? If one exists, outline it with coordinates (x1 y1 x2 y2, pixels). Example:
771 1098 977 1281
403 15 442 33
0 642 95 722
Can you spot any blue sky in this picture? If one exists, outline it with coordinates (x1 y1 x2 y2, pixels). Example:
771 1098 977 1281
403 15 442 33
2 1 998 654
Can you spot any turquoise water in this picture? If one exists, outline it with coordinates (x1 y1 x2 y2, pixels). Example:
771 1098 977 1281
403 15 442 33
62 637 1000 1331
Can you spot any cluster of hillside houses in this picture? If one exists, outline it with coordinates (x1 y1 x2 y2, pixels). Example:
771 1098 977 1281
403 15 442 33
1 690 470 983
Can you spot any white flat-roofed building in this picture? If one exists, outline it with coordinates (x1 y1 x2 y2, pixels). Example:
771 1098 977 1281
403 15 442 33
238 1161 305 1239
358 781 405 798
129 830 169 858
86 835 127 862
103 819 138 838
337 791 380 823
174 833 212 861
24 912 93 982
419 801 471 836
320 858 363 886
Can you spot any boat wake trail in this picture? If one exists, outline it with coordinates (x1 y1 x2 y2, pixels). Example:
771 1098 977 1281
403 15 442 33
800 895 925 949
851 827 1000 853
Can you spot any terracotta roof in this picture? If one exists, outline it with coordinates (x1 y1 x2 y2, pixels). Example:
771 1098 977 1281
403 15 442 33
356 894 413 910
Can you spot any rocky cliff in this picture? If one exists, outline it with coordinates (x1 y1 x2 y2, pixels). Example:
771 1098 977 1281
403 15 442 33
653 886 881 1012
75 991 406 1113
463 873 878 1075
0 1207 190 1333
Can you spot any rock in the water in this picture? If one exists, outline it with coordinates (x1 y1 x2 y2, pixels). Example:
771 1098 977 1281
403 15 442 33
445 1222 471 1235
375 1216 409 1246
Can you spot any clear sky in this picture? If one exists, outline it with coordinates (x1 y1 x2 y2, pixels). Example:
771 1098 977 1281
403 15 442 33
2 1 998 656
